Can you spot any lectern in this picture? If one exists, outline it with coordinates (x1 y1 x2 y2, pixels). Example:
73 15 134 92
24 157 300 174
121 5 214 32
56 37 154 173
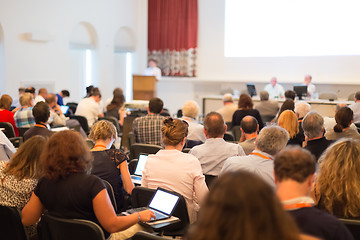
132 75 157 100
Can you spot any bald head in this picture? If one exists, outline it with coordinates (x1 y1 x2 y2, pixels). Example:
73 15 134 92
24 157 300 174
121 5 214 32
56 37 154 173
240 116 258 134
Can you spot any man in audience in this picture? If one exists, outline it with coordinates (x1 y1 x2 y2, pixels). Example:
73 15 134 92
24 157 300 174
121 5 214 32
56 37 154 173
181 100 206 142
56 90 70 106
14 93 35 128
189 112 245 177
216 93 238 123
264 77 285 99
303 74 316 98
238 116 258 155
24 86 36 99
285 90 296 100
34 88 48 104
221 125 289 188
254 91 279 121
295 101 311 121
132 97 165 146
46 93 67 127
75 87 103 127
349 91 360 124
275 146 353 240
23 101 53 141
302 111 334 161
323 103 358 133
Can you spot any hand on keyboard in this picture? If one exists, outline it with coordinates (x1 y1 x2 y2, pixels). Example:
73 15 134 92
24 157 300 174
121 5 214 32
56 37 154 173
139 209 156 222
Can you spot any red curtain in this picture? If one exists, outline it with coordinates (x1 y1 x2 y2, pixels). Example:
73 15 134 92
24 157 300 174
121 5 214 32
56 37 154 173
148 0 198 77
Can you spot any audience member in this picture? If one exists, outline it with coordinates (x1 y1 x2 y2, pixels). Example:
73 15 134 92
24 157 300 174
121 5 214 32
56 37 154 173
0 130 16 161
75 87 103 127
275 146 353 240
272 99 295 123
216 93 238 123
238 116 258 155
46 93 67 127
181 100 206 142
187 170 313 240
278 110 304 146
264 77 285 99
89 120 133 212
304 74 316 98
323 103 358 133
221 125 289 188
105 88 126 126
132 97 165 146
285 90 296 100
14 93 35 128
313 138 360 219
189 112 245 177
0 136 46 240
295 101 311 121
302 112 334 162
12 87 25 108
142 117 208 223
254 91 279 121
56 89 70 106
324 107 360 141
23 102 53 141
22 130 155 239
24 87 36 99
0 94 19 136
232 93 264 129
85 85 94 98
34 88 48 104
349 91 360 124
144 59 161 80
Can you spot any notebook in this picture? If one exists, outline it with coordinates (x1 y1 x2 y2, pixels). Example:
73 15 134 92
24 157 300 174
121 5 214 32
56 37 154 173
130 154 148 185
127 188 180 222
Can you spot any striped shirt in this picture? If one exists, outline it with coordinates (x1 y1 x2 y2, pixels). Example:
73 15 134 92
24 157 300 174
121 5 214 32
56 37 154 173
132 114 165 146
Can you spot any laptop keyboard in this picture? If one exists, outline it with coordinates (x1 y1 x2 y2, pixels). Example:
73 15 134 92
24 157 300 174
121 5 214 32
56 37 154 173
126 207 169 221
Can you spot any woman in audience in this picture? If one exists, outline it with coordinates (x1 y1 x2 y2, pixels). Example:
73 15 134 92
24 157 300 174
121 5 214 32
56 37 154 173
313 138 360 219
141 117 208 223
186 170 316 240
232 94 264 129
0 135 46 240
272 99 295 123
277 110 304 146
324 106 360 141
105 88 126 126
89 120 133 212
0 94 19 136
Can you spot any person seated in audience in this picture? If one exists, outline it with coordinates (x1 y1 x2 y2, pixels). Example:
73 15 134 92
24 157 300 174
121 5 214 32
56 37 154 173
46 93 67 127
186 170 318 240
264 77 285 99
278 110 304 146
142 117 208 223
304 74 316 98
132 97 165 146
181 100 206 142
349 91 360 124
75 87 104 127
105 88 126 126
34 88 48 104
14 92 35 128
294 101 310 141
85 85 94 98
89 120 134 212
272 99 295 123
0 94 19 136
302 112 334 162
231 93 264 129
238 116 258 155
23 102 53 141
189 112 245 177
0 136 46 240
12 87 25 109
221 125 289 188
324 107 360 141
24 87 36 99
22 130 155 240
254 91 279 122
275 146 353 240
56 89 70 106
313 138 360 219
215 93 238 123
285 90 296 100
323 103 358 133
0 130 16 161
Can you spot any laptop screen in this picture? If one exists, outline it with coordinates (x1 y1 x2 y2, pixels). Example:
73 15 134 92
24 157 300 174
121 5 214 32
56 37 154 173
134 154 148 176
60 105 69 114
149 188 180 215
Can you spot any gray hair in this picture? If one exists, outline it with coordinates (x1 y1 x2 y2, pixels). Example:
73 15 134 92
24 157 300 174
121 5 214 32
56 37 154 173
182 100 199 119
302 111 324 139
256 125 289 155
260 91 269 101
294 101 311 118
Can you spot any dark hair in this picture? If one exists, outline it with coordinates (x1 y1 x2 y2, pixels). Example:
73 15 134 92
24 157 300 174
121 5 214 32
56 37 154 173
86 85 94 96
240 116 258 134
0 94 13 110
285 90 296 100
107 88 125 112
149 97 163 114
25 87 35 94
279 99 295 116
203 112 225 138
162 117 188 146
61 90 70 97
334 107 353 133
238 94 253 109
90 87 101 98
186 170 300 240
32 102 50 124
274 146 315 183
41 130 93 180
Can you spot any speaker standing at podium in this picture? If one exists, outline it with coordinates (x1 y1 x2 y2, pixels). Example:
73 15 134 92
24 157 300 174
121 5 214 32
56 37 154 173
144 59 162 81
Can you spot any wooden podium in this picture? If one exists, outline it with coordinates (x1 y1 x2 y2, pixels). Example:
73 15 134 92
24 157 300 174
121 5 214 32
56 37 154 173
132 75 157 100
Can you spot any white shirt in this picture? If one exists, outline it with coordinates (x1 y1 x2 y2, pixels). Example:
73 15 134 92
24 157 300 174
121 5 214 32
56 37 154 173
307 83 316 98
75 97 101 127
264 83 285 99
34 95 45 105
182 117 206 142
0 131 16 161
144 66 162 80
349 102 360 124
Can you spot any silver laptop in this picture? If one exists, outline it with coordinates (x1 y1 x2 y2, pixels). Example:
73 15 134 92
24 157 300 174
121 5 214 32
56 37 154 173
130 154 148 185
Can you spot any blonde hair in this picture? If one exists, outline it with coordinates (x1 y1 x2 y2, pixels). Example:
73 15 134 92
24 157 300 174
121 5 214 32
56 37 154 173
162 117 188 146
277 110 299 138
19 93 33 106
316 138 360 218
89 120 117 141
